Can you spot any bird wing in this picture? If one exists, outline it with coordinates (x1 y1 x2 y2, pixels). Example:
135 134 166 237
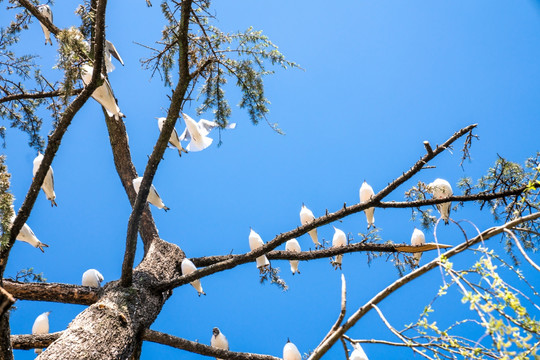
179 127 191 142
171 127 180 145
197 119 218 136
106 40 124 65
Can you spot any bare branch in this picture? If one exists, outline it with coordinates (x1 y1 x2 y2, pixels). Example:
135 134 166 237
14 0 61 36
3 279 99 305
321 274 347 345
0 88 83 104
0 287 15 317
504 229 540 272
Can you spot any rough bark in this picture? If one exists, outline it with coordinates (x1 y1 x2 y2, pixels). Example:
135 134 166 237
3 280 98 305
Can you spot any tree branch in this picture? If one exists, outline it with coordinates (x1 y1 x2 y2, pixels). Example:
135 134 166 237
320 274 347 345
2 280 99 305
0 287 15 317
307 211 540 360
0 88 83 104
15 0 61 36
503 229 540 272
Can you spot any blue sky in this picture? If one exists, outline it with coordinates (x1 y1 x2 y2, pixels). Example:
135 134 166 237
3 0 540 358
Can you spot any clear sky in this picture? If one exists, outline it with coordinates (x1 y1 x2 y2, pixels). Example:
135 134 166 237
3 0 540 358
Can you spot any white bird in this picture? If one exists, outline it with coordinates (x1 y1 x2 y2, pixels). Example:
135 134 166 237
428 178 453 224
82 269 104 288
210 327 229 360
359 181 375 228
283 339 301 360
37 5 53 45
10 210 48 252
332 226 347 268
181 258 205 296
32 311 50 354
410 228 426 267
157 117 187 157
104 40 124 73
132 177 170 211
179 113 236 152
80 64 125 120
248 228 270 271
350 343 369 360
299 204 320 247
285 238 301 274
33 152 57 207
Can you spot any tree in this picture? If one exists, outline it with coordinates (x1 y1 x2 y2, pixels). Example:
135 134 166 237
1 0 539 359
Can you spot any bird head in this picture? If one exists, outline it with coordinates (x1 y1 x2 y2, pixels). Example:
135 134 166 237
212 327 220 336
45 311 51 316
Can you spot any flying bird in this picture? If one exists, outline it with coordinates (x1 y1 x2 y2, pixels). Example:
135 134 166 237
10 209 48 252
179 113 236 152
210 327 229 360
332 226 347 268
248 228 270 271
359 181 375 228
428 178 453 224
350 343 369 360
410 228 426 267
32 311 50 354
80 64 125 120
283 339 301 360
104 40 124 73
132 176 170 211
82 269 104 288
181 258 205 296
37 4 53 45
33 152 57 207
299 204 320 247
157 117 187 157
285 238 301 274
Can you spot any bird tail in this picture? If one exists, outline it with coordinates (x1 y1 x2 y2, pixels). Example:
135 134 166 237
37 242 49 253
308 229 319 246
186 136 213 152
50 199 57 207
163 206 170 212
177 147 188 157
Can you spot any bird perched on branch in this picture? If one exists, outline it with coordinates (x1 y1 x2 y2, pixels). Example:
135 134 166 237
181 258 205 296
157 117 187 157
82 269 104 288
32 311 50 354
300 204 320 247
37 4 53 45
428 178 453 224
80 64 125 120
332 226 347 269
359 181 375 228
180 113 236 152
248 228 270 272
33 152 57 207
283 339 301 360
285 238 301 274
210 327 229 360
410 228 425 267
132 177 170 211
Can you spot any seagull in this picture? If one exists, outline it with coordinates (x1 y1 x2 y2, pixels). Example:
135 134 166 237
37 5 53 45
332 226 347 268
428 178 453 224
210 327 229 360
33 152 57 207
285 238 301 274
283 339 301 360
350 343 369 360
82 269 104 288
157 117 187 157
132 176 170 211
248 228 270 271
10 209 48 252
80 64 125 120
104 40 124 73
410 228 425 267
32 311 50 354
179 113 236 152
181 258 205 296
299 204 320 247
359 181 375 229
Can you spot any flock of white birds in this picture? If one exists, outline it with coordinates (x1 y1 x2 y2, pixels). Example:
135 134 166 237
21 6 456 358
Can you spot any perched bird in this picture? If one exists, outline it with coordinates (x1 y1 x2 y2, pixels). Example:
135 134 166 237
82 269 104 288
104 40 124 73
410 228 426 267
283 339 301 360
210 327 229 360
428 178 453 224
132 177 170 211
248 228 270 271
37 5 53 45
32 311 50 354
157 117 187 157
359 181 375 228
179 113 236 152
350 343 369 360
299 204 320 247
80 64 125 120
10 210 49 252
181 258 205 296
332 226 347 268
33 152 57 207
285 238 301 274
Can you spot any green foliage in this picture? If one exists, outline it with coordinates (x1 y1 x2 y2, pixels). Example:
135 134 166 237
11 267 46 283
